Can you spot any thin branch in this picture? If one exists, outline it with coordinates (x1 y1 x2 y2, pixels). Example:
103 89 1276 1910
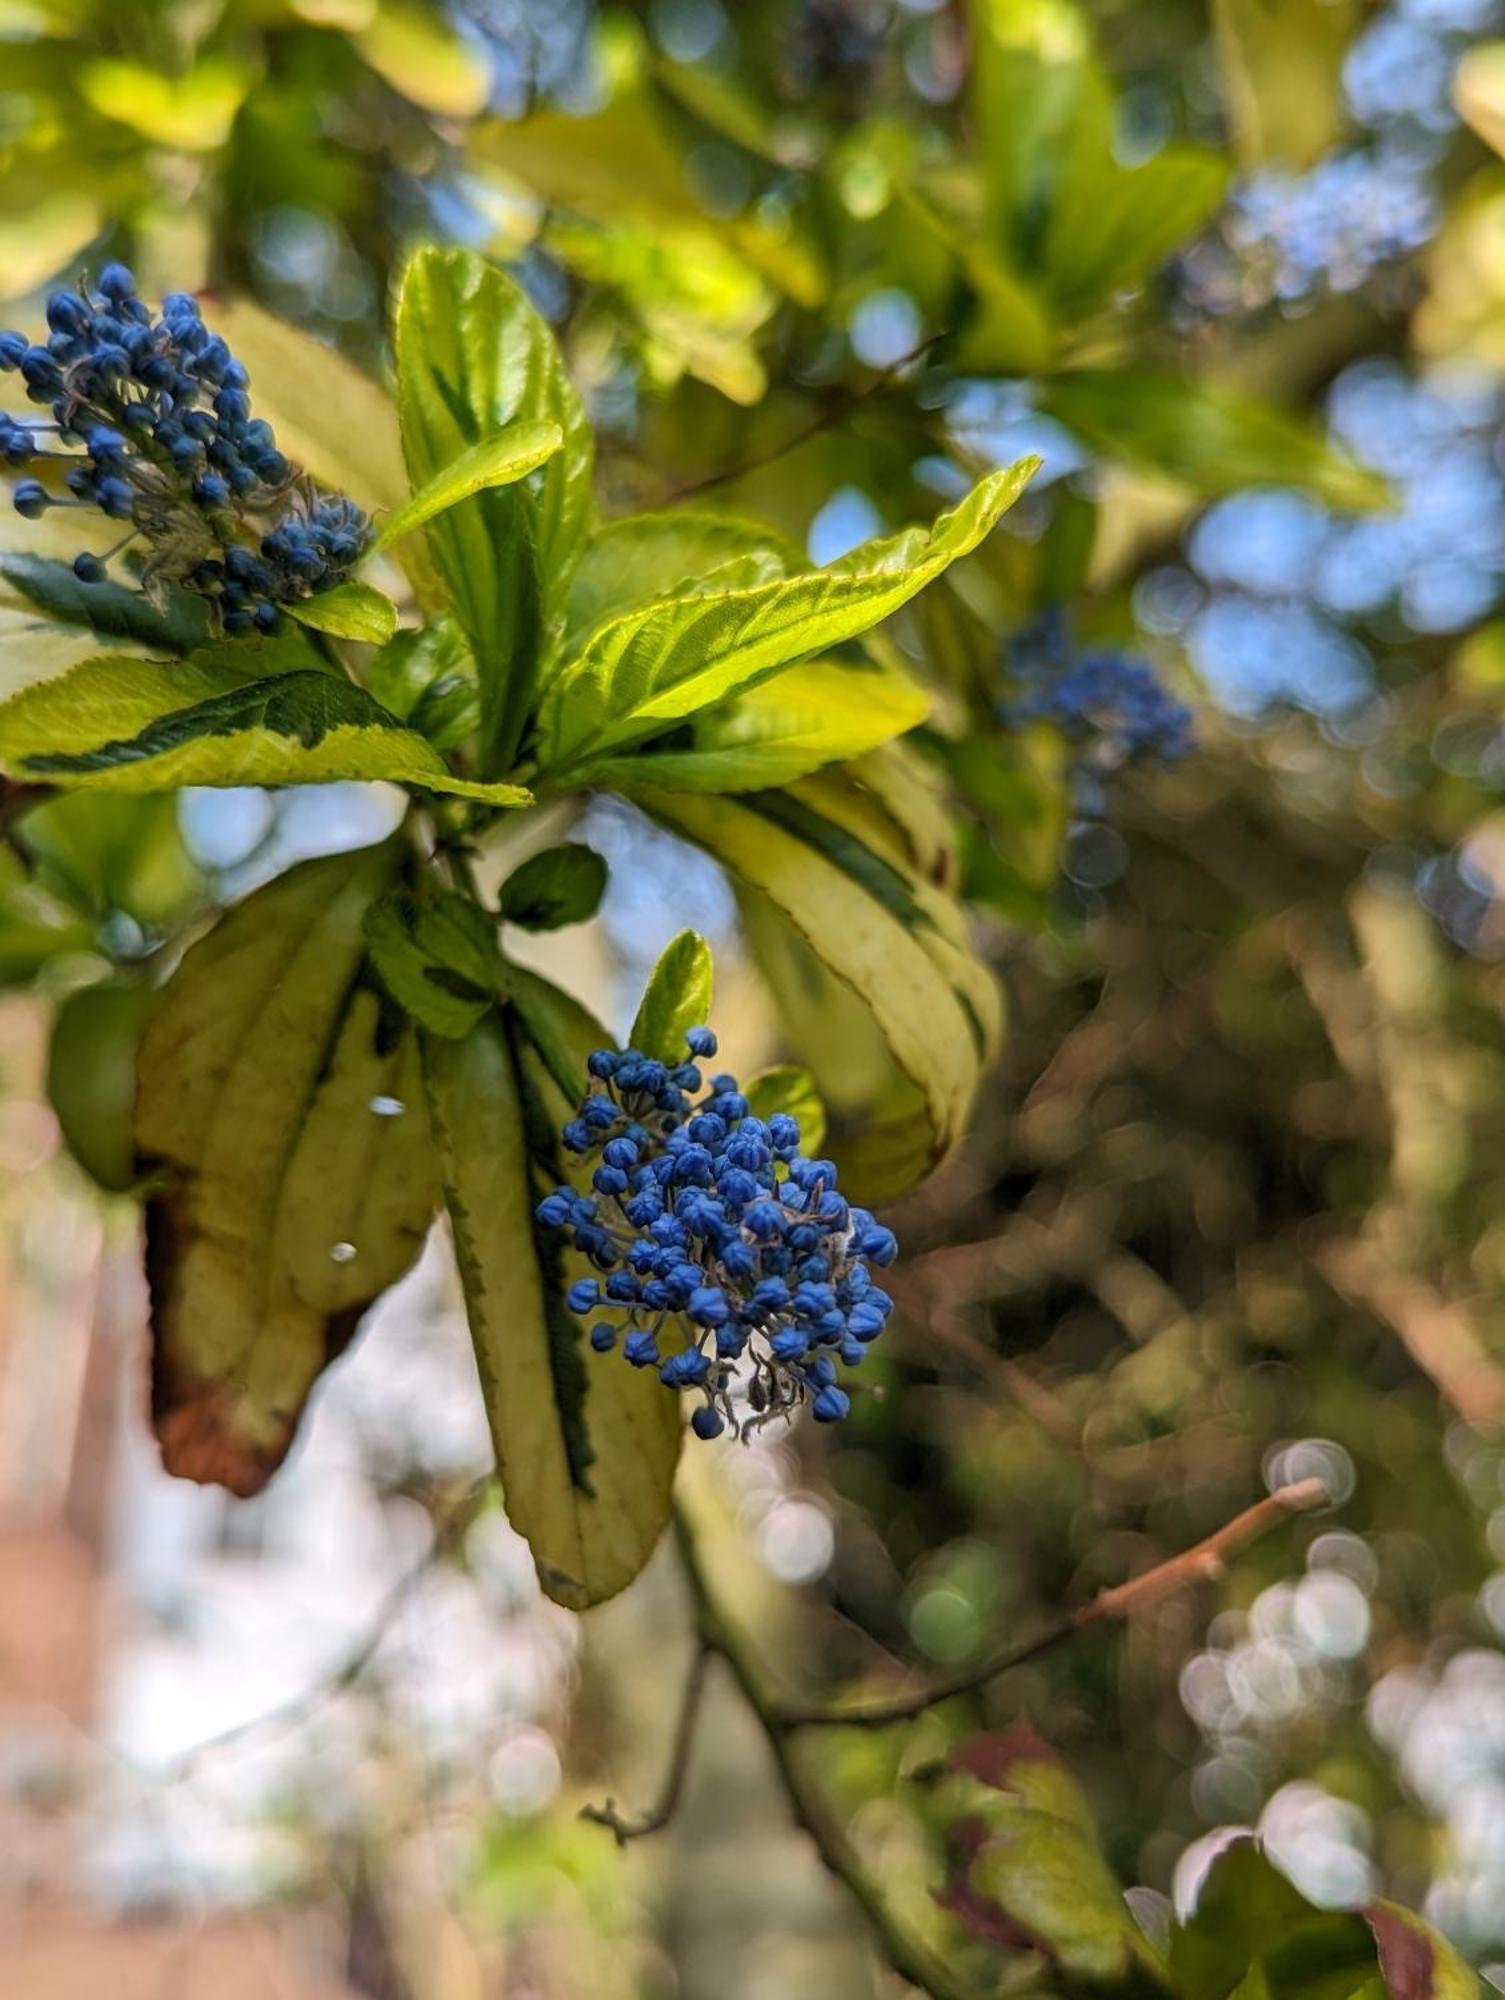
661 333 946 504
673 1505 979 2000
159 1481 488 1781
772 1477 1329 1731
579 1639 713 1843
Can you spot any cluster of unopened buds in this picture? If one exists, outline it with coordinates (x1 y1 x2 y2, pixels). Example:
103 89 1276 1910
1004 608 1193 765
537 1027 897 1440
0 264 369 633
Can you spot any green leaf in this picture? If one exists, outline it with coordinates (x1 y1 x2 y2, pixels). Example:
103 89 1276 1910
744 1065 826 1154
1365 1905 1480 2000
370 421 565 556
1041 142 1228 315
538 464 1037 774
499 843 608 931
365 620 481 751
0 185 102 303
1043 372 1389 511
1171 1841 1380 2000
629 928 714 1063
47 978 156 1192
423 1007 682 1607
0 553 212 655
936 1727 1144 1981
137 845 440 1495
364 885 502 1038
591 654 930 794
0 652 532 804
630 774 1001 1198
393 247 595 778
565 512 804 654
287 581 398 645
1213 0 1363 169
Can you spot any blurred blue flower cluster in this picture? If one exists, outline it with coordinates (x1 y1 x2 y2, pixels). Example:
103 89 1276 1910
537 1026 897 1439
1004 608 1194 765
0 265 369 632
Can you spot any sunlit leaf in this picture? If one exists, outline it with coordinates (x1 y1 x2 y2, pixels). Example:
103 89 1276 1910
394 248 595 776
1213 0 1363 168
287 581 398 644
539 465 1036 773
590 654 930 794
630 777 1001 1197
744 1065 826 1154
369 420 565 555
630 928 713 1062
355 0 490 117
565 512 803 653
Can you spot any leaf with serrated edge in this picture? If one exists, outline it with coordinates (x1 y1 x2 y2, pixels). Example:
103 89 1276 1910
0 653 530 804
424 1007 681 1607
538 464 1035 773
564 511 805 653
137 845 439 1495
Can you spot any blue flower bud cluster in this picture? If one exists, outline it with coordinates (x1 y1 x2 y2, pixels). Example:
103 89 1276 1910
536 1027 897 1440
0 265 369 633
1004 610 1193 765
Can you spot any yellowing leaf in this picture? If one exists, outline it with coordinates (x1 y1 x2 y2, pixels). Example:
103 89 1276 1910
1456 41 1505 158
424 1005 682 1608
0 651 531 804
1213 0 1363 168
631 776 1002 1197
138 846 439 1495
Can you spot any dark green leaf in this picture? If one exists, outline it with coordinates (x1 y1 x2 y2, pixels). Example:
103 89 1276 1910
47 978 156 1192
499 842 608 931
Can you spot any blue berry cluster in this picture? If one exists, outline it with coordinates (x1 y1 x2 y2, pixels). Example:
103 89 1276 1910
536 1028 896 1440
1004 610 1193 765
0 265 369 633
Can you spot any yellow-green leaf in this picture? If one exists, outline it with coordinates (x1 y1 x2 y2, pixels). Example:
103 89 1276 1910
591 653 930 794
744 1065 826 1154
630 929 713 1063
1213 0 1363 168
394 248 595 776
364 885 501 1037
1457 41 1505 158
423 1007 682 1608
288 581 399 644
370 420 565 556
566 511 804 653
0 651 531 804
539 464 1036 774
137 846 440 1495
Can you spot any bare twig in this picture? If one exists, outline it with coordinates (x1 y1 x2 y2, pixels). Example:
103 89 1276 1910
661 333 946 504
579 1639 713 1844
771 1477 1329 1731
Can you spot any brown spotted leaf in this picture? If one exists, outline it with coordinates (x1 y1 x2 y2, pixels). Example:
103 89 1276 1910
136 843 439 1495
